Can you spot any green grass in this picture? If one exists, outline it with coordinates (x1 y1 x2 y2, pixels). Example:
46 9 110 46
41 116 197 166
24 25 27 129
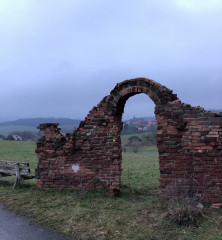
0 140 38 172
121 146 159 189
0 141 222 240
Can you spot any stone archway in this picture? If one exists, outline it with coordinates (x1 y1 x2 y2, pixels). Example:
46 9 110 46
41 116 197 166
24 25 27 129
36 78 222 204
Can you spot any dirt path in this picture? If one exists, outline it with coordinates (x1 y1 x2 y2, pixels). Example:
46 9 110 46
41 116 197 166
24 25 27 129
0 204 79 240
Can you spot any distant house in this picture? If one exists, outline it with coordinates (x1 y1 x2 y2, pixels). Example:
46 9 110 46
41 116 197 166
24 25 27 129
130 120 157 131
12 135 22 141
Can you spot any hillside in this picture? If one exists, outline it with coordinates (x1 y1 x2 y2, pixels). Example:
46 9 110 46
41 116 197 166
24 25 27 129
0 118 81 127
0 118 81 136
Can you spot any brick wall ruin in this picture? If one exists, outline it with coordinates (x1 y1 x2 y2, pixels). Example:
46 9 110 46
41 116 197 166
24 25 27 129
35 78 222 204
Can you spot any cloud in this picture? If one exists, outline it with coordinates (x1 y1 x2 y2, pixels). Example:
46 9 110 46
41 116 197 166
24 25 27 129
174 0 222 13
0 0 221 122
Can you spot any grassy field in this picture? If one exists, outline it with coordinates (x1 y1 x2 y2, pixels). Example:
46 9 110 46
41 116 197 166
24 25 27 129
0 141 222 240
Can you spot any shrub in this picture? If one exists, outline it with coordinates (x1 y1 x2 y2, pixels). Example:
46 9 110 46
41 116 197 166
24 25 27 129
128 135 142 143
166 197 203 225
132 145 139 153
0 134 5 140
163 178 204 225
6 135 14 141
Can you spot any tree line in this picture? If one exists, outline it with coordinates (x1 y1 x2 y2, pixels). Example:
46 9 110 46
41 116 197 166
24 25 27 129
0 131 40 141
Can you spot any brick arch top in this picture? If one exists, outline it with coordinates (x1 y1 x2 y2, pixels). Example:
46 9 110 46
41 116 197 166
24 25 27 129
100 78 180 116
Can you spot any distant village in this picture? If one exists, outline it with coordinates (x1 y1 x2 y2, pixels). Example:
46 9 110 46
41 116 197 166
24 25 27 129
124 117 157 131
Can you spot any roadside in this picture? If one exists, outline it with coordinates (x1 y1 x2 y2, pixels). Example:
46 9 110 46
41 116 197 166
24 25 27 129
0 204 79 240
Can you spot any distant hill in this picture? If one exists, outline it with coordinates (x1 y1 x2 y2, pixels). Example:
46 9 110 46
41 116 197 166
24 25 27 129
0 118 81 127
207 109 222 113
135 116 155 121
0 118 81 136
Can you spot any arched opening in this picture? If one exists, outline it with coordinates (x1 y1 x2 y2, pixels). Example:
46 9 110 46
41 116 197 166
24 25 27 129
105 78 179 193
118 93 160 195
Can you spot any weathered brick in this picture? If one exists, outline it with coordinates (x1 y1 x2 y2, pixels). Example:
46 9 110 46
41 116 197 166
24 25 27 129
35 78 222 205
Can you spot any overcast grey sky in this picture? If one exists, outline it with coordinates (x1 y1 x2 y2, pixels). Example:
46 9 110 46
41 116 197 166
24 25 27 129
0 0 221 122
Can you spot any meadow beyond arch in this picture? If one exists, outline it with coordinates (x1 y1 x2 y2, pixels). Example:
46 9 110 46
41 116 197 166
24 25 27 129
35 78 222 205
